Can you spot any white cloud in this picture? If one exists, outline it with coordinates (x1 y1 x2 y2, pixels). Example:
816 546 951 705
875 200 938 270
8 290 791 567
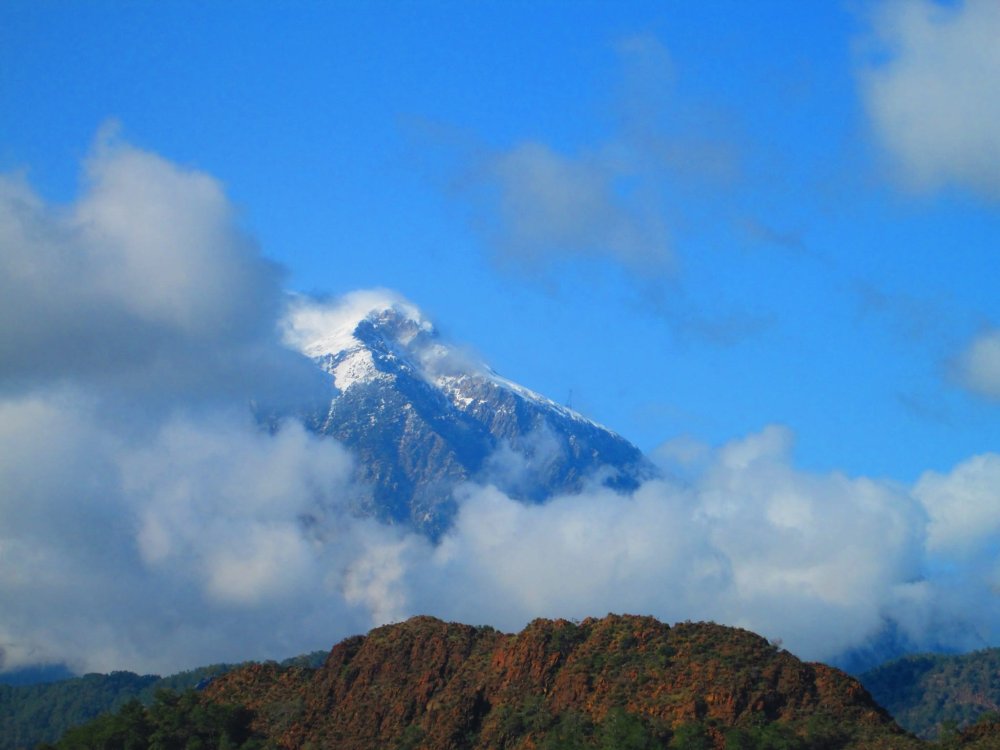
0 134 358 673
956 328 1000 399
332 426 933 663
463 34 743 281
915 452 1000 555
0 128 323 408
861 0 1000 196
283 289 429 358
0 399 367 672
485 141 672 273
3 137 1000 678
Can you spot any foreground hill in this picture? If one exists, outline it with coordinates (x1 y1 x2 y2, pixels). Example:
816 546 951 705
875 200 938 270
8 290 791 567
202 614 923 749
861 648 1000 740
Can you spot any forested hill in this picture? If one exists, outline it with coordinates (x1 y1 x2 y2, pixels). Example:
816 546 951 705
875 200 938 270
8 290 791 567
861 648 1000 740
22 618 1000 750
0 652 326 750
202 614 922 750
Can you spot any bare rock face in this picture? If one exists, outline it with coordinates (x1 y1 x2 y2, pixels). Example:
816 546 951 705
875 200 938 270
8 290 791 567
288 298 651 538
205 614 926 750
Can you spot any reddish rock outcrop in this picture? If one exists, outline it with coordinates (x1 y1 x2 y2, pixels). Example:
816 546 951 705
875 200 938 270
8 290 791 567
205 614 925 749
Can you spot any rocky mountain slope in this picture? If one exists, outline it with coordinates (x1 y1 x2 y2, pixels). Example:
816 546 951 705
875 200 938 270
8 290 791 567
203 614 925 750
285 294 651 537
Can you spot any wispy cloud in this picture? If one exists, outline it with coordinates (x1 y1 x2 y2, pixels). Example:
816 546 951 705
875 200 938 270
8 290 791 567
955 328 1000 399
483 140 673 275
860 0 1000 197
458 35 741 282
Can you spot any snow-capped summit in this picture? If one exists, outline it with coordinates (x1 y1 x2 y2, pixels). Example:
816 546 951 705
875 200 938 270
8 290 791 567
285 289 432 359
284 290 434 391
285 290 651 537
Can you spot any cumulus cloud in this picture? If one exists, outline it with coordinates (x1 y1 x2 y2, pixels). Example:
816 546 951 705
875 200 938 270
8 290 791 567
3 137 1000 678
915 452 1000 556
955 328 1000 399
0 397 371 673
0 134 355 673
0 129 324 408
378 426 929 663
342 427 994 664
860 0 1000 196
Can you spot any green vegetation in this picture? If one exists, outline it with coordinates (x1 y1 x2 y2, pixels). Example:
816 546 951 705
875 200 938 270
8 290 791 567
534 708 666 750
0 652 326 750
0 672 158 750
25 616 1000 750
861 648 1000 739
37 689 271 750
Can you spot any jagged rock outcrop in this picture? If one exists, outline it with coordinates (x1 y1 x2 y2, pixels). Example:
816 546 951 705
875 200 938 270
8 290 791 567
205 614 926 749
285 295 652 538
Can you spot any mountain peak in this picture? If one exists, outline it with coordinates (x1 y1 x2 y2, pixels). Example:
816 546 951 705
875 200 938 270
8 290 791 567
282 290 650 536
283 289 433 360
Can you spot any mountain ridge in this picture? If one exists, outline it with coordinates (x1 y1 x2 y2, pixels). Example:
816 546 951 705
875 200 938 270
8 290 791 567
203 613 924 750
285 293 652 537
861 647 1000 740
22 616 1000 749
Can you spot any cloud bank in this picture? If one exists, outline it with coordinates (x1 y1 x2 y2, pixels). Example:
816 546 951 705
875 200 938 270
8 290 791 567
0 134 357 673
860 0 1000 197
2 138 1000 677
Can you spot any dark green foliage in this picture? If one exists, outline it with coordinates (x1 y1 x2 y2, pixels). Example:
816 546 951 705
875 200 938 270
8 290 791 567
800 713 851 750
548 621 586 657
394 724 426 750
0 651 327 750
594 708 661 750
723 722 807 750
42 689 270 750
494 693 555 744
669 721 712 750
538 710 594 750
861 648 1000 739
0 671 159 750
523 708 663 750
140 665 235 698
274 651 327 670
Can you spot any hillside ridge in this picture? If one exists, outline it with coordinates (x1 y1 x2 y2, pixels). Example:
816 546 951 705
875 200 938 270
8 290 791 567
204 613 922 749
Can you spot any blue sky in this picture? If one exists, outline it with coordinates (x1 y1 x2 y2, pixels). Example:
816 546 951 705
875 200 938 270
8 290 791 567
5 1 998 486
3 1 1000 671
3 2 997 482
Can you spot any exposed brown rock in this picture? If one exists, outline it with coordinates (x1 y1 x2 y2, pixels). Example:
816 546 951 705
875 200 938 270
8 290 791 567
205 614 926 749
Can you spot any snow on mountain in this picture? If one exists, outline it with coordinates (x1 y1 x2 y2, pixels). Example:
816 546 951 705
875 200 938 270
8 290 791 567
283 291 651 537
285 291 607 427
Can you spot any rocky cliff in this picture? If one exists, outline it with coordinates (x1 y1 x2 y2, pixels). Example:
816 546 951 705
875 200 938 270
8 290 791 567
285 294 651 538
205 614 924 749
